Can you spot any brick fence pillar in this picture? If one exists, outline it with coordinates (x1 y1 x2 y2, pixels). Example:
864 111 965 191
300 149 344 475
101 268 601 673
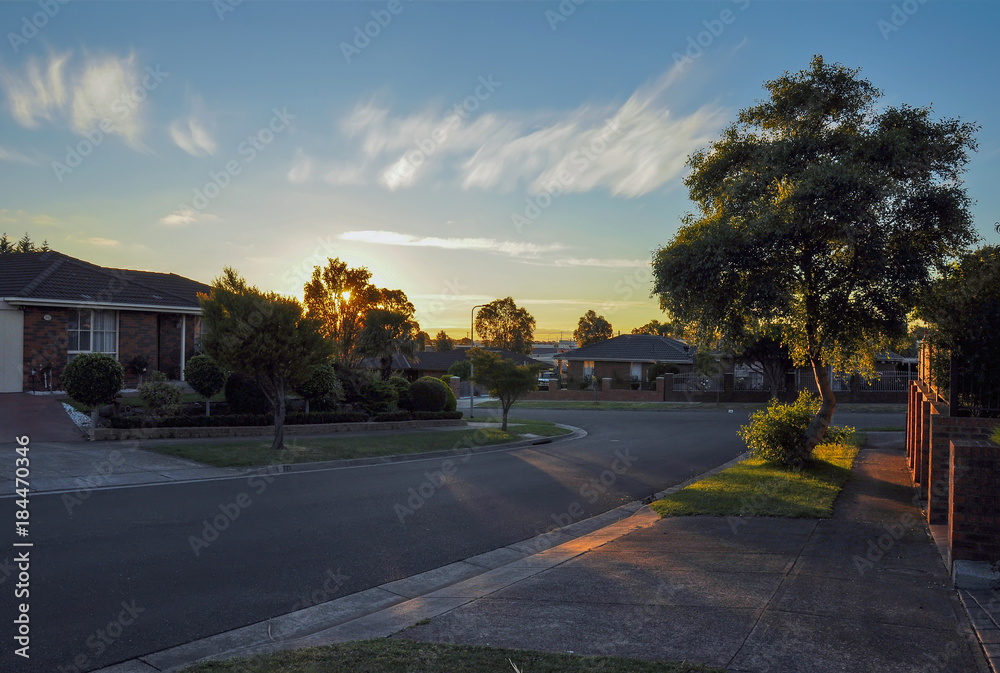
656 376 666 401
949 438 1000 564
927 411 953 525
600 378 612 401
916 398 932 503
448 376 461 400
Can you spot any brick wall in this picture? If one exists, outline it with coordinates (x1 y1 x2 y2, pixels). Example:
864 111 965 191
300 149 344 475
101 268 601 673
119 311 158 386
949 438 1000 564
157 314 183 379
21 306 71 390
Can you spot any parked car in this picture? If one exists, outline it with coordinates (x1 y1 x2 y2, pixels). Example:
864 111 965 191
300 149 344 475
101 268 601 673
537 372 559 390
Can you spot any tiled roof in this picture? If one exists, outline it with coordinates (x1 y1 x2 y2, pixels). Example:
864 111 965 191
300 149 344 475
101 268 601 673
410 347 546 371
0 251 210 311
554 334 693 363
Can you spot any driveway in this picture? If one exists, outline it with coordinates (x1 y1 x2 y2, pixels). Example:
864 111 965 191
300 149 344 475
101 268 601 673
0 392 85 442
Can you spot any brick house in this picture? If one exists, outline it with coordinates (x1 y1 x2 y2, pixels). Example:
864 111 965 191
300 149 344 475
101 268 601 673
0 251 210 392
554 334 695 384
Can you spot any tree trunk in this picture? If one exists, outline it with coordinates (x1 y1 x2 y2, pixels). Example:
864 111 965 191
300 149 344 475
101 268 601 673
304 399 310 414
804 355 836 457
205 398 211 417
271 387 286 451
501 400 511 432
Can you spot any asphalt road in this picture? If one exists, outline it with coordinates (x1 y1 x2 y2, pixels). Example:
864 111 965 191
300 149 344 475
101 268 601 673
1 407 902 672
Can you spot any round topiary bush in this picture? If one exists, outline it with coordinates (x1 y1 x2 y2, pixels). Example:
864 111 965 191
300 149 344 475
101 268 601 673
437 377 458 412
225 372 270 414
359 378 398 415
295 363 345 412
62 353 125 412
408 376 448 412
739 390 819 466
185 354 227 415
387 375 411 410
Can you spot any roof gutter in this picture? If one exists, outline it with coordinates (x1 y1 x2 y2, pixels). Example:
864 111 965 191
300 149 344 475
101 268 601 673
1 297 203 315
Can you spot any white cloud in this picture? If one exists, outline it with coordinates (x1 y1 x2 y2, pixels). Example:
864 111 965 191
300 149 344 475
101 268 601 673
313 62 724 197
86 237 120 247
159 208 220 226
340 230 564 257
0 51 155 151
169 101 217 157
287 148 313 183
553 257 649 268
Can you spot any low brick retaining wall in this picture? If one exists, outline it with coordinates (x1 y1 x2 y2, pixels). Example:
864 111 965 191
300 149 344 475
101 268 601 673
950 438 1000 565
92 419 467 441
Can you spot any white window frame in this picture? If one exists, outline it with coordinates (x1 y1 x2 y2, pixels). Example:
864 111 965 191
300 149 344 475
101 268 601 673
67 308 118 360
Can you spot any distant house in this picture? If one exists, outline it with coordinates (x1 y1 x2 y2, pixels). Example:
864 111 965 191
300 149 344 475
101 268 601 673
0 251 210 393
554 334 695 383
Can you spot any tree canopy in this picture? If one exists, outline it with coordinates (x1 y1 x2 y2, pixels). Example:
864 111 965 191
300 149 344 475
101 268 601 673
474 297 536 355
434 330 454 351
573 310 613 347
356 308 419 380
652 55 978 457
201 267 332 449
303 258 418 366
631 319 679 338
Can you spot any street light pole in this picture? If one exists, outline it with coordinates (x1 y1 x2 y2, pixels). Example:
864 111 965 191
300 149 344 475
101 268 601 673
470 304 485 418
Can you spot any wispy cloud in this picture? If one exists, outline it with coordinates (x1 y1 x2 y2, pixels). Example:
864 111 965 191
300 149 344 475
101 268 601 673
169 98 217 157
86 237 120 247
340 230 564 256
159 208 220 226
303 62 724 198
0 146 35 165
0 51 155 150
552 257 649 268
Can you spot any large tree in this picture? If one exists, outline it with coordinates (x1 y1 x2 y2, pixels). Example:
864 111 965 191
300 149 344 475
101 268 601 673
303 258 418 366
474 297 536 355
356 309 419 380
469 348 540 431
652 55 978 460
0 232 49 254
201 268 332 450
734 334 794 400
573 310 613 347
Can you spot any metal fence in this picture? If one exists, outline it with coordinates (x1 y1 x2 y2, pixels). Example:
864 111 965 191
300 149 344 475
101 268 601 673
919 341 1000 417
832 371 916 393
673 372 724 392
734 371 786 392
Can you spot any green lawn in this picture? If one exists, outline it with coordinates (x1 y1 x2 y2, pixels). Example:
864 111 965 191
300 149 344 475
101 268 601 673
144 420 568 467
474 417 574 437
180 639 722 673
651 434 864 518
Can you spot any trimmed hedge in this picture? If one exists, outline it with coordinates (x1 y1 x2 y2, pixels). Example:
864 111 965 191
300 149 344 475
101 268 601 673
409 377 448 412
374 410 413 422
412 410 463 421
108 411 367 429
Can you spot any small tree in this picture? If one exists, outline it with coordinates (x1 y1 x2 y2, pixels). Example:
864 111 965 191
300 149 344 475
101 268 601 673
469 348 540 431
185 354 226 416
573 310 613 347
201 268 333 450
295 362 344 413
434 330 454 351
61 353 124 427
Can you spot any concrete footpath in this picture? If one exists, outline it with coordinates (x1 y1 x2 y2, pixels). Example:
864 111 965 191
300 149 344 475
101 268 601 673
95 434 995 673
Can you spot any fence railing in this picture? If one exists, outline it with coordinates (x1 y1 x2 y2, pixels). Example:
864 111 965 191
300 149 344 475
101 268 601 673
918 341 1000 418
673 373 724 392
608 379 656 391
832 371 916 393
734 371 786 392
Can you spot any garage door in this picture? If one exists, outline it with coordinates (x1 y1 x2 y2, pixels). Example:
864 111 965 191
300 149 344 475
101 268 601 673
0 307 24 392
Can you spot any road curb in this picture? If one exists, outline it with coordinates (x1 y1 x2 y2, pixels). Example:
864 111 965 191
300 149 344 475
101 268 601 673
92 446 744 673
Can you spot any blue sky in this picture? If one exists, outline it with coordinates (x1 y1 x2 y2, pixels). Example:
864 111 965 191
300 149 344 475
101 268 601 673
1 0 998 339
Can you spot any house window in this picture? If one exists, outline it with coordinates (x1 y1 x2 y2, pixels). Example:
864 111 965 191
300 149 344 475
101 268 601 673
68 309 118 359
584 361 595 377
630 362 642 380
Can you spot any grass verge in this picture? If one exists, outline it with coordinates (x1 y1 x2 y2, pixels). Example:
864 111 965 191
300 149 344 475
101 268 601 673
651 433 865 518
474 417 574 437
145 420 568 467
180 639 722 673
